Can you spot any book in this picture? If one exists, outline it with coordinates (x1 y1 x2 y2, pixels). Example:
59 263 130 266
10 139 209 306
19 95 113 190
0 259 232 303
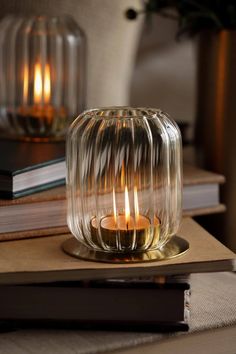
0 275 190 331
0 139 65 198
1 273 235 351
0 218 234 285
182 164 225 212
0 165 226 241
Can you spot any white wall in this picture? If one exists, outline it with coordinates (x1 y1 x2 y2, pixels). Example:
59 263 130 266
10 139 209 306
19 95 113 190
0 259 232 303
130 15 197 141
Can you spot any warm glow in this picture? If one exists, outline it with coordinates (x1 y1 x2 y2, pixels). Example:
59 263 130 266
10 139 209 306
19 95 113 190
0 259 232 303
125 186 130 225
134 186 139 221
113 187 117 224
34 62 43 104
121 162 125 188
23 66 28 105
33 62 51 105
44 63 51 104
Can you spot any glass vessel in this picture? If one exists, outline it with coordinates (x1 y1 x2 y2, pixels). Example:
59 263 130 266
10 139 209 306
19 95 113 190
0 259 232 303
67 107 182 253
0 15 86 141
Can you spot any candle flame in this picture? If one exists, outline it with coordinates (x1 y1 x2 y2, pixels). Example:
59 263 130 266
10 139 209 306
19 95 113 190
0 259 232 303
121 162 125 188
34 62 43 105
134 186 139 221
44 63 51 104
34 62 51 105
113 187 117 224
23 66 29 105
125 186 130 227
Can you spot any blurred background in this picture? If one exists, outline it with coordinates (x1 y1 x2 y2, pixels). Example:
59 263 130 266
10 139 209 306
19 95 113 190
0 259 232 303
0 0 235 251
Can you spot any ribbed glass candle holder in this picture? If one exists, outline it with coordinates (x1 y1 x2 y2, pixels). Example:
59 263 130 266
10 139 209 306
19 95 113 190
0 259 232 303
0 15 86 141
66 107 182 254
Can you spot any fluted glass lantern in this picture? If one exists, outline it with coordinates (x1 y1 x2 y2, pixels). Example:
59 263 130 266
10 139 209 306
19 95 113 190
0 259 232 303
0 15 86 141
64 107 188 262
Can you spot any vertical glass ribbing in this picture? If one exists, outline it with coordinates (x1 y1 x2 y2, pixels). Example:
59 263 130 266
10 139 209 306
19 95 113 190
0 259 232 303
0 15 86 140
67 107 182 253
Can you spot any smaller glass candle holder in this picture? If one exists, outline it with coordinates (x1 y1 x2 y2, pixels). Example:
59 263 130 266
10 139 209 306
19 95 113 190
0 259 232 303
63 107 189 263
0 15 86 141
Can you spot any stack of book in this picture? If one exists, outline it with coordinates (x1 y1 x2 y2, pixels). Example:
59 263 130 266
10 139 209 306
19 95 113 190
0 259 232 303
0 218 235 331
0 139 233 332
0 140 226 241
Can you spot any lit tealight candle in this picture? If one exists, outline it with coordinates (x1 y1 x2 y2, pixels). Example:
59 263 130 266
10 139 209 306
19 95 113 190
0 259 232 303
90 186 160 250
16 62 66 138
18 62 54 122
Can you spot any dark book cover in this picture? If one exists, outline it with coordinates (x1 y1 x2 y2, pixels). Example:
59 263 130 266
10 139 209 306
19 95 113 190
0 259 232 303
0 140 65 198
0 275 190 331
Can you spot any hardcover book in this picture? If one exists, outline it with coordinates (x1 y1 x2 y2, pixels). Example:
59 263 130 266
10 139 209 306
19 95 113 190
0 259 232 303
0 275 190 331
0 165 226 241
0 140 65 198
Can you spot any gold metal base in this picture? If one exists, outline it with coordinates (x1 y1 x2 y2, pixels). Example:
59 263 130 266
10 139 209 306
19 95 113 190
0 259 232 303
62 235 189 263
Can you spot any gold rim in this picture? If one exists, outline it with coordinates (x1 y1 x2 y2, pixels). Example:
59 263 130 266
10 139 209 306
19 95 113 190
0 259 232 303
62 235 189 264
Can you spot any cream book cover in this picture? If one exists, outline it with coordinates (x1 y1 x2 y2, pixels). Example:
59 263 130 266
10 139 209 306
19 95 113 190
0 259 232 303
0 219 235 285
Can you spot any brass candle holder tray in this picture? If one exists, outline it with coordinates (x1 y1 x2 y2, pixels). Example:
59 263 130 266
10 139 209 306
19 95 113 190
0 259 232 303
62 235 189 263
